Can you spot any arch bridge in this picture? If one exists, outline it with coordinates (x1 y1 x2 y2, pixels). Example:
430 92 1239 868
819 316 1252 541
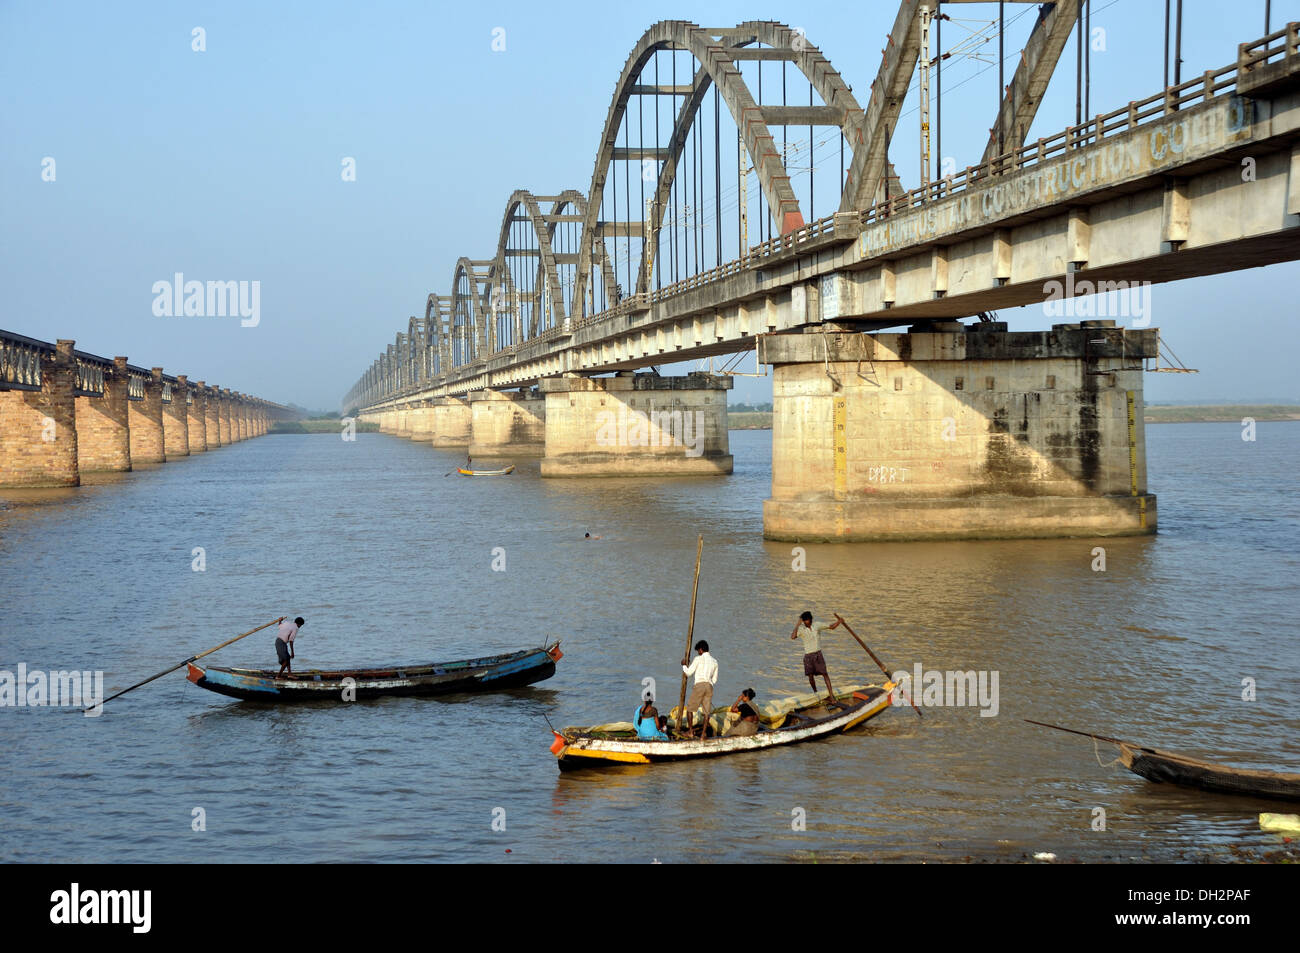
345 6 1300 542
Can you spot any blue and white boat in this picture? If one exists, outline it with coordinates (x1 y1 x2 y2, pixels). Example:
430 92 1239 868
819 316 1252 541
186 643 561 702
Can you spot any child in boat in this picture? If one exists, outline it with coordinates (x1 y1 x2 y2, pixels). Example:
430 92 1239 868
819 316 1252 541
635 693 669 740
724 688 761 737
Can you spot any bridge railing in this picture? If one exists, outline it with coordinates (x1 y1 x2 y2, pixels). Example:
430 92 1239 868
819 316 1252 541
73 353 109 397
126 367 149 401
1239 21 1300 72
861 22 1297 227
0 329 53 391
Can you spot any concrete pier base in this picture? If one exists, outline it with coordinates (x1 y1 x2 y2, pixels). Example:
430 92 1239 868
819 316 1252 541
75 357 132 473
540 371 734 477
204 386 222 448
406 405 435 439
128 367 167 464
469 389 545 458
0 340 80 487
764 494 1157 542
760 321 1159 542
218 390 233 445
163 374 190 458
392 408 409 437
431 398 472 448
188 382 209 452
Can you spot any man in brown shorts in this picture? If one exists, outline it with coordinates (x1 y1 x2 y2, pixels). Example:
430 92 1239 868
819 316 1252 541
680 639 718 739
791 611 840 703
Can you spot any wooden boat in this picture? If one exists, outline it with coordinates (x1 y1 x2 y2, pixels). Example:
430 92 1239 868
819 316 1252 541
1026 720 1300 802
187 643 561 702
550 683 892 771
1119 742 1300 802
458 464 514 476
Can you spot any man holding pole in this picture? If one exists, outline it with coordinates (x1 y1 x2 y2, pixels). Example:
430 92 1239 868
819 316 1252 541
791 611 840 703
276 616 305 677
680 640 718 739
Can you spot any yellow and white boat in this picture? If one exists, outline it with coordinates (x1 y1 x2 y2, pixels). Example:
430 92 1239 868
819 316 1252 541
550 682 893 771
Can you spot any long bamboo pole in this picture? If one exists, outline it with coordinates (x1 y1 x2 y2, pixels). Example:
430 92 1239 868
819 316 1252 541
89 617 285 712
833 613 922 718
1024 719 1126 746
675 534 704 731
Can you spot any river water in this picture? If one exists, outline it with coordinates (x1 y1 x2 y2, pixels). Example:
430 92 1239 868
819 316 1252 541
1 423 1297 863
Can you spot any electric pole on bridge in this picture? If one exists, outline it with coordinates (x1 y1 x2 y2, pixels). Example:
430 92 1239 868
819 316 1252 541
919 4 932 190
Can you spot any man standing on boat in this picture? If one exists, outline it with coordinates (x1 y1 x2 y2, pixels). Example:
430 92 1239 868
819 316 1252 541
276 616 305 677
791 611 839 703
680 640 718 739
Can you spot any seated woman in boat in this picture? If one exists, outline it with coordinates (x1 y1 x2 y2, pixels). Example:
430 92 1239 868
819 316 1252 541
634 694 669 741
724 688 761 737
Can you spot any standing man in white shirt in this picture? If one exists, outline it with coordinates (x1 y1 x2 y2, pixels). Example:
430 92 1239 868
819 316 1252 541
680 640 719 739
791 611 840 703
275 616 305 677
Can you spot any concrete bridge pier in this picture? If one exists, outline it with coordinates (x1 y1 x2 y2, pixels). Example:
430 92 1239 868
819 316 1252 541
189 382 210 452
128 367 167 464
468 389 545 458
430 397 472 448
760 321 1158 542
395 406 414 437
406 402 435 440
204 385 222 448
0 339 80 487
540 371 734 477
75 356 132 473
163 374 190 457
218 390 233 445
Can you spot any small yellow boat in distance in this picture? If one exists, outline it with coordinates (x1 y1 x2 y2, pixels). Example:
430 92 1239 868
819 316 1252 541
458 464 515 476
550 683 893 771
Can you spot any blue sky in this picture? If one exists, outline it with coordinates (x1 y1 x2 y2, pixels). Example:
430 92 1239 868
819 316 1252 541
3 0 1298 410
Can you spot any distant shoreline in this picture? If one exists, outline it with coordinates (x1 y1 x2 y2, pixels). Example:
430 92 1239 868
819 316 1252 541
1141 405 1300 424
725 405 1300 430
270 420 379 434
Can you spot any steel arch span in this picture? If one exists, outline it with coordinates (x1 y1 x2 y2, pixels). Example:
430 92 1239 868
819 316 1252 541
344 6 1097 412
